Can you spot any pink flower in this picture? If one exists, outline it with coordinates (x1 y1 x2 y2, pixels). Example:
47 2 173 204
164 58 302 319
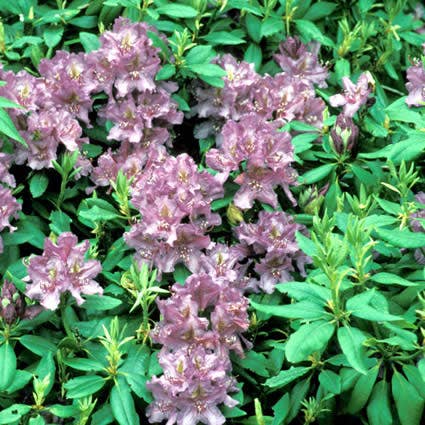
329 72 374 117
274 36 328 88
25 233 102 310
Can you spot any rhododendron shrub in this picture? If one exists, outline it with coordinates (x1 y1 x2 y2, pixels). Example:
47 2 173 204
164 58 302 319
1 2 425 425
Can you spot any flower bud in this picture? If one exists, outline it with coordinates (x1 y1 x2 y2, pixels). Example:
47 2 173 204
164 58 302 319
330 114 359 155
299 183 329 215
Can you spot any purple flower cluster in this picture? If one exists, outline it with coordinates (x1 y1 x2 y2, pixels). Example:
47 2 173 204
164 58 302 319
236 211 311 293
0 18 182 176
125 153 224 275
0 152 20 254
206 114 297 209
25 233 102 310
192 37 327 139
405 44 425 107
147 245 250 425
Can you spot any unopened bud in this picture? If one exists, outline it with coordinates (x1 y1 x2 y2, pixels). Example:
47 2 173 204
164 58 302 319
227 203 244 225
330 114 359 155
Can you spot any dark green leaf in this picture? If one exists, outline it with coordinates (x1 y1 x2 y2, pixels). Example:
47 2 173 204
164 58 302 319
346 366 379 414
64 375 105 398
29 173 49 198
156 4 198 18
319 369 341 394
80 32 101 52
155 64 176 81
299 163 336 184
337 326 368 374
0 404 31 425
286 321 335 363
0 342 17 391
392 371 424 425
20 335 56 356
367 380 393 425
111 377 140 425
265 366 311 389
250 299 327 320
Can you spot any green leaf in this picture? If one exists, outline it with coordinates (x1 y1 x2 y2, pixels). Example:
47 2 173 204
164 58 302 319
81 294 122 311
367 380 393 425
64 357 105 372
245 14 262 43
287 377 311 423
0 404 31 424
29 415 45 425
243 43 262 71
375 228 425 249
79 32 101 52
64 375 105 398
5 370 32 394
417 358 425 382
370 272 421 287
43 26 64 48
392 371 424 425
48 404 80 418
49 210 72 234
185 45 214 65
125 372 152 402
155 64 176 81
187 63 226 78
276 282 331 303
302 2 337 20
156 4 198 18
337 326 368 374
250 299 327 320
111 377 140 425
389 138 425 164
237 350 269 377
20 335 56 357
36 352 56 396
402 365 425 399
261 17 284 37
202 31 246 45
272 393 290 425
0 108 28 146
0 342 17 391
29 173 49 198
319 369 342 394
265 366 311 389
285 321 335 363
346 366 379 414
91 404 114 425
295 231 318 257
299 163 336 184
346 290 401 322
294 20 334 47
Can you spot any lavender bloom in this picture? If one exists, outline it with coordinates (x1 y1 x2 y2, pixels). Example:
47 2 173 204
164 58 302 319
39 51 94 123
147 345 238 425
25 233 102 310
206 115 297 209
96 18 161 97
406 58 425 107
329 72 375 117
0 153 16 187
192 54 260 121
148 269 250 425
0 186 21 254
125 154 223 274
274 36 328 88
236 211 311 293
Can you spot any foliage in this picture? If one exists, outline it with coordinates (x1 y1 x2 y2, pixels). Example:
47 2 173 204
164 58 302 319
0 0 425 424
